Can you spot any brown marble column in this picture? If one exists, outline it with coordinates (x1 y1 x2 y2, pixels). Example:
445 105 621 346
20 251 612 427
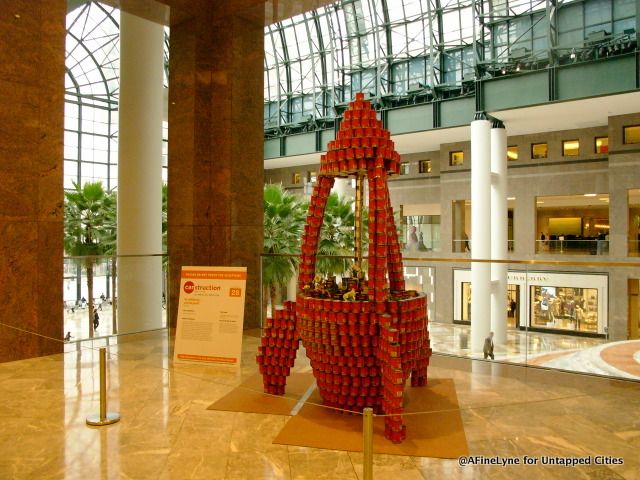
0 1 66 361
168 4 264 329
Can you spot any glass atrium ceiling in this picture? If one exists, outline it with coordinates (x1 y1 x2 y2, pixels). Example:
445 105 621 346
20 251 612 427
264 0 636 130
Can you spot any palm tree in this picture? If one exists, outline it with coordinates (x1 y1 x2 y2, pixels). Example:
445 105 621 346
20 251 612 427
316 192 367 277
263 184 306 316
64 181 116 338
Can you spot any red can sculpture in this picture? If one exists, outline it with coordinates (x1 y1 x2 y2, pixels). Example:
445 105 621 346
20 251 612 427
257 93 432 443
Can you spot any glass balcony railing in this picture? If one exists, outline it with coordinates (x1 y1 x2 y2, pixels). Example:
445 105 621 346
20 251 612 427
535 238 608 255
260 252 640 381
63 254 169 342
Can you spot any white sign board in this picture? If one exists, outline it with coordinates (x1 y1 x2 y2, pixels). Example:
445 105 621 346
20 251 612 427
174 266 247 366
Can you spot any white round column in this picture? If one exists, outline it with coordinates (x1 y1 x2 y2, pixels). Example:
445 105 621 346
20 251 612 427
333 178 351 200
491 124 508 345
471 119 492 354
117 13 165 334
287 269 298 302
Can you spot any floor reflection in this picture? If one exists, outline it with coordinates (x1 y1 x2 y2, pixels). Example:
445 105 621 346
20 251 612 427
0 329 638 479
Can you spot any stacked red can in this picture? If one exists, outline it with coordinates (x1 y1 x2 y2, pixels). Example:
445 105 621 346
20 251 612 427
256 301 299 395
257 92 432 444
319 94 400 178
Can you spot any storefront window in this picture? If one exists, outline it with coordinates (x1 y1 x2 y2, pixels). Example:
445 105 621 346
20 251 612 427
451 200 470 252
536 193 609 255
531 286 599 333
403 215 441 252
507 146 518 161
400 162 410 175
292 172 301 184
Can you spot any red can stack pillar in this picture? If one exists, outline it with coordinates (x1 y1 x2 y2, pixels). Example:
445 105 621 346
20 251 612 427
256 301 300 395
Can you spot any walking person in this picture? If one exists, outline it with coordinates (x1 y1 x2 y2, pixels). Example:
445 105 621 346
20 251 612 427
93 310 100 331
483 331 494 360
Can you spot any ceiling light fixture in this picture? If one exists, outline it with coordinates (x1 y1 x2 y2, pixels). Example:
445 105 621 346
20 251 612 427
584 193 597 197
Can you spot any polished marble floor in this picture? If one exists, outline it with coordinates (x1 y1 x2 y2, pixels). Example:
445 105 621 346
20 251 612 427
64 305 639 379
1 328 639 479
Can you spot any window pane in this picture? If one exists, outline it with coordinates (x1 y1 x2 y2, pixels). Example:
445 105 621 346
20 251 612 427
450 151 464 166
532 143 548 159
563 140 580 156
624 125 640 144
419 160 432 173
595 137 608 153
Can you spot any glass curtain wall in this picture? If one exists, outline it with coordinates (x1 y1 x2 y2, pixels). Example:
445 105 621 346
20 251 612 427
65 2 120 190
264 0 636 130
65 1 169 190
64 2 169 337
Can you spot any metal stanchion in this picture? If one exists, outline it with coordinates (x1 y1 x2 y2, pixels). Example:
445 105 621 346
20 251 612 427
86 347 121 426
363 407 374 480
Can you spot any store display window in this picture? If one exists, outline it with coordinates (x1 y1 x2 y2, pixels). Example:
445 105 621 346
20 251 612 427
403 215 441 252
530 286 599 333
507 146 518 161
292 172 301 184
400 162 410 175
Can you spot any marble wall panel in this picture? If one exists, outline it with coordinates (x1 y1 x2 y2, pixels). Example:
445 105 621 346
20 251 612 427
0 221 39 362
168 6 263 329
0 80 40 174
0 1 65 361
0 172 38 221
0 4 42 85
37 221 64 354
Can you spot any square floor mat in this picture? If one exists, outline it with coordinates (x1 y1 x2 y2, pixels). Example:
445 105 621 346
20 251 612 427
209 373 468 458
273 377 468 458
207 372 316 416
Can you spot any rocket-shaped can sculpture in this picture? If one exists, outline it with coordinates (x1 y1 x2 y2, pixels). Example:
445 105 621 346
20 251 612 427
256 92 432 443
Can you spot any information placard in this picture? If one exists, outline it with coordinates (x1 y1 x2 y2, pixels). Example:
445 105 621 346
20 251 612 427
173 266 247 366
